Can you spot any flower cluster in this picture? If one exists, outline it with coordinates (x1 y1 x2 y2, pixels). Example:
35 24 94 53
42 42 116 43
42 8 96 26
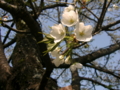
41 5 93 72
50 5 93 44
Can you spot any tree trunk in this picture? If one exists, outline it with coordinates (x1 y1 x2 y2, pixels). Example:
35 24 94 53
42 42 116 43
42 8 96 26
0 29 11 90
4 19 58 90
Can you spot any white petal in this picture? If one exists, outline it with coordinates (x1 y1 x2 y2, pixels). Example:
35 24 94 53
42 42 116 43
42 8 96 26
52 57 64 67
54 39 62 43
75 63 83 69
84 36 92 41
75 35 89 41
50 24 66 43
78 22 85 32
50 51 59 57
50 26 60 38
61 11 79 27
70 64 76 72
59 55 64 59
84 25 93 35
64 5 74 12
50 47 60 57
52 59 60 67
65 56 71 64
74 22 93 42
113 4 119 10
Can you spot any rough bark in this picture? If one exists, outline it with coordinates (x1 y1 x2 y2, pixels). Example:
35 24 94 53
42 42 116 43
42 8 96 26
0 29 11 90
71 70 80 90
6 33 44 90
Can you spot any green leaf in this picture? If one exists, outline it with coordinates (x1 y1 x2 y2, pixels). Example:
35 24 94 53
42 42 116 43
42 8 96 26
38 32 53 39
38 38 48 43
43 42 60 55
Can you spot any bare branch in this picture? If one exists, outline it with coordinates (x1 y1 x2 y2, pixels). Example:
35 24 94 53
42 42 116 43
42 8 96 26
3 37 16 48
79 76 115 90
105 27 120 31
41 3 67 12
0 0 17 13
85 64 120 79
74 42 120 65
78 0 99 20
2 23 30 33
0 28 11 84
28 0 37 18
102 20 120 30
59 42 120 68
2 22 14 44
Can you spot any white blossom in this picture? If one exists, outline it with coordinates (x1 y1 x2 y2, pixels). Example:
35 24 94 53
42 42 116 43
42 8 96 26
65 56 71 64
74 22 93 42
50 47 60 57
61 11 79 27
64 5 74 12
50 24 66 43
70 63 83 72
59 55 64 60
52 56 64 67
113 4 119 10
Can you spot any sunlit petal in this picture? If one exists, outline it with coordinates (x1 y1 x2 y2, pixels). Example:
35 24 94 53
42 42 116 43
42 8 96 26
61 11 79 27
50 24 66 43
74 22 93 42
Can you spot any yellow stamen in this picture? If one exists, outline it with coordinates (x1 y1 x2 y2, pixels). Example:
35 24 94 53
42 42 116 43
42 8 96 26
70 19 74 24
79 31 84 36
59 30 64 36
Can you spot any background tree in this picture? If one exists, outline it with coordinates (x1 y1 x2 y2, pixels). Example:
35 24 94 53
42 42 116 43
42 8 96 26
0 0 120 90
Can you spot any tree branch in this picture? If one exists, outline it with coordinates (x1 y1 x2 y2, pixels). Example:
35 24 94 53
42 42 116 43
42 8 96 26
74 42 120 65
78 0 99 20
0 0 17 13
102 20 120 30
41 3 67 12
0 28 11 87
59 42 120 68
104 26 120 31
2 22 14 44
3 36 16 48
85 64 120 79
2 23 30 33
79 76 115 90
80 12 97 23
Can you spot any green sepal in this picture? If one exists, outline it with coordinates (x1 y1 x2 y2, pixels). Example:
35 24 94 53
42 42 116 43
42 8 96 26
65 36 74 41
38 32 53 39
38 38 49 43
43 42 60 55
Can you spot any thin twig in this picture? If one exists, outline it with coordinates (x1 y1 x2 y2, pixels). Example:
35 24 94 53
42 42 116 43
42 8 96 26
2 23 30 33
47 0 74 5
78 0 99 20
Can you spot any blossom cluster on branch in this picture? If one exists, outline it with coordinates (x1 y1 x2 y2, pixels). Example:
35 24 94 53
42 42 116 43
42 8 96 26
39 5 93 72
